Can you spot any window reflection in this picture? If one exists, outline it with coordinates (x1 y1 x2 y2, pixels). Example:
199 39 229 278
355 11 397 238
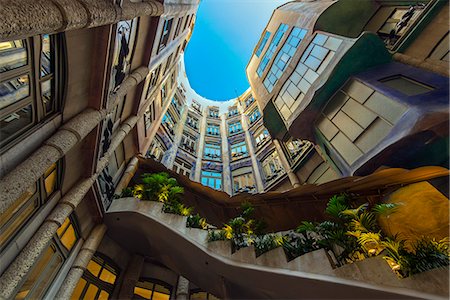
0 104 33 142
0 40 27 73
41 34 52 77
0 75 30 109
134 279 172 300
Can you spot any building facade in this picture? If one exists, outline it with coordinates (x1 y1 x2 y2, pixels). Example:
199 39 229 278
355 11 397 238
0 0 448 299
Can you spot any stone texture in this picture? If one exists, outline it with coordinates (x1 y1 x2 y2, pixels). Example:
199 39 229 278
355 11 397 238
45 130 79 156
0 0 163 41
0 221 59 299
55 224 107 299
46 203 74 226
176 276 190 300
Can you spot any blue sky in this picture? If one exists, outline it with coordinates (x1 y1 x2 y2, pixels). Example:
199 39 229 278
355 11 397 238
184 0 288 101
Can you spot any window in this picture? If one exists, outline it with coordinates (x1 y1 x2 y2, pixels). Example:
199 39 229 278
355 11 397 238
254 128 270 147
134 278 172 300
228 106 239 117
191 101 202 114
262 151 284 183
379 76 434 96
146 65 161 98
201 171 222 190
72 253 119 300
207 124 220 136
248 108 261 124
244 96 255 108
110 19 137 90
162 112 175 135
232 170 255 194
183 14 192 31
186 114 199 130
209 108 219 118
0 34 62 151
228 121 242 135
263 27 307 92
204 142 221 160
274 33 342 121
181 131 197 154
173 158 192 177
144 100 156 136
163 54 173 76
377 5 424 49
1 162 60 250
257 23 289 77
147 137 166 161
174 17 183 38
159 18 173 53
171 96 182 115
284 139 310 162
15 216 78 299
255 31 271 57
231 141 248 160
161 83 167 104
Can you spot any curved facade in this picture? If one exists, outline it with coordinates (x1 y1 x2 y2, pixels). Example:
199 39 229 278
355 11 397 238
0 1 448 299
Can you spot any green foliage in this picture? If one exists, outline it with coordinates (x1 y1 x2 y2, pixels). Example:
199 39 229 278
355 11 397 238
162 201 192 216
325 194 349 220
282 231 321 261
253 234 284 257
208 230 226 242
186 213 208 229
372 203 399 216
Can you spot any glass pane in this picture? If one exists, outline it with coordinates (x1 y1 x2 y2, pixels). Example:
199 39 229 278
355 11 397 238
0 184 37 247
60 224 76 251
16 244 57 299
87 260 102 277
134 286 152 299
41 34 52 77
56 217 70 238
152 291 170 300
71 278 87 300
0 104 33 143
99 268 116 284
0 40 27 73
31 253 63 299
44 166 57 196
83 284 99 300
41 79 54 115
98 290 110 300
0 74 30 109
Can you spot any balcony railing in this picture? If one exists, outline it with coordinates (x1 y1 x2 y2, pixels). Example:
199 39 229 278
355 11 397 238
265 169 283 183
234 185 256 194
231 151 248 159
204 153 221 160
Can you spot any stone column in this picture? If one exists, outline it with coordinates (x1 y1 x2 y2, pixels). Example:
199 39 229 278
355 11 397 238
117 254 145 299
272 139 301 188
55 224 107 299
0 116 138 299
193 111 206 182
114 156 139 195
220 115 232 195
0 0 164 41
240 112 264 192
163 108 188 169
175 276 190 300
0 67 149 218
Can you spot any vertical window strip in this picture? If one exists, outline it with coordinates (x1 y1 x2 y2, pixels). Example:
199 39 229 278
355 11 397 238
257 24 289 77
263 27 307 92
255 31 271 57
273 33 342 121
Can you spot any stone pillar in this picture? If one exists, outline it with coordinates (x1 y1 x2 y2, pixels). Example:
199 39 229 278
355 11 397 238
55 224 107 299
117 254 145 299
272 139 301 188
114 156 139 195
0 116 139 299
193 110 206 182
0 0 164 41
220 115 232 195
175 276 190 300
163 108 188 169
240 111 264 192
0 67 148 217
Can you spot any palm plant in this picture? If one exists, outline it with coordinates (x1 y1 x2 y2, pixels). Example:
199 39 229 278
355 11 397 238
186 213 208 229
